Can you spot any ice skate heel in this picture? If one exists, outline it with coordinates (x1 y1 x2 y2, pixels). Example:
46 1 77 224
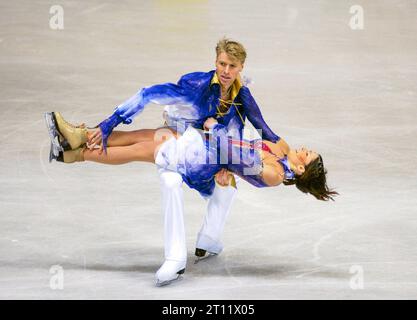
195 248 207 257
49 146 85 163
194 248 217 264
62 147 85 163
53 112 88 150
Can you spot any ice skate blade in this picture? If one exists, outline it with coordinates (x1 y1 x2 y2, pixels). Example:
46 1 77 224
44 112 64 155
155 269 185 287
48 142 56 163
194 253 217 264
48 142 64 163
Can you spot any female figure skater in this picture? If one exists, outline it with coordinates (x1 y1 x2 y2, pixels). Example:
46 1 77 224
46 38 285 286
45 111 337 285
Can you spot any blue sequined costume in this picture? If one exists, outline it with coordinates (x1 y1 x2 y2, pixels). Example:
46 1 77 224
154 123 293 197
98 70 279 148
97 70 283 196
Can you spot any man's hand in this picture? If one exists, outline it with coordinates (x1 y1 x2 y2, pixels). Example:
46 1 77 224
215 168 232 186
87 128 104 154
203 117 218 131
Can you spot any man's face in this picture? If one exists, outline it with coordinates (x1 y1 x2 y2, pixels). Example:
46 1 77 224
215 51 243 89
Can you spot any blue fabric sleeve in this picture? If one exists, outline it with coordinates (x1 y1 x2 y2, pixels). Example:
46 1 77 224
113 83 191 124
98 113 124 153
98 82 192 152
239 86 280 143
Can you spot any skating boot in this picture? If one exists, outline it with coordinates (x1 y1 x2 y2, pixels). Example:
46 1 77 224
48 145 85 163
45 112 88 150
155 260 186 287
194 248 218 264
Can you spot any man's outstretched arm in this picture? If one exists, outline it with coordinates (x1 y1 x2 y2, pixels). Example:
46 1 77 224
90 82 190 153
239 86 280 143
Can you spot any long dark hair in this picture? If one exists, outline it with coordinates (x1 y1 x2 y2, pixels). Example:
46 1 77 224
283 155 338 201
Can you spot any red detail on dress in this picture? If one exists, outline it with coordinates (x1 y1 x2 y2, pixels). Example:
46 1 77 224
229 139 272 153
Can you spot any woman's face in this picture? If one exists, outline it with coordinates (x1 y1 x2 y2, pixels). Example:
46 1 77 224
288 147 319 175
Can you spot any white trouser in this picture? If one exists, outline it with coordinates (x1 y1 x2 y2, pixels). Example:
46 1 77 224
157 167 237 262
195 180 237 254
158 168 187 262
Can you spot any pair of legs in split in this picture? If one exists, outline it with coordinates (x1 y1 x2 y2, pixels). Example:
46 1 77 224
81 128 237 285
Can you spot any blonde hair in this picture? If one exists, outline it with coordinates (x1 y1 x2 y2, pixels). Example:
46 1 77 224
215 38 247 65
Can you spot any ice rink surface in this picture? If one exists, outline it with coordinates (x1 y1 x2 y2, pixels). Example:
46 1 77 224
0 0 416 299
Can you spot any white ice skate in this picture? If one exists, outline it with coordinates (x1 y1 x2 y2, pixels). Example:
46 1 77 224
194 248 218 264
155 260 186 287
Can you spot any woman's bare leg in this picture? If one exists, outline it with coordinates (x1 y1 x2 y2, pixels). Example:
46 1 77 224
87 127 175 147
83 140 162 165
107 129 156 147
81 127 177 164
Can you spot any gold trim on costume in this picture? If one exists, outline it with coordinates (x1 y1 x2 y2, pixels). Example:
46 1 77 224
211 72 245 125
210 73 243 102
210 72 244 189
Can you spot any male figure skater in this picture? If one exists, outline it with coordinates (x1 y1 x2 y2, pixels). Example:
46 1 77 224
51 38 279 286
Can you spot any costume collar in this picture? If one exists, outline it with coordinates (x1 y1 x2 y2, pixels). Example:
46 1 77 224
278 156 296 181
210 72 243 101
